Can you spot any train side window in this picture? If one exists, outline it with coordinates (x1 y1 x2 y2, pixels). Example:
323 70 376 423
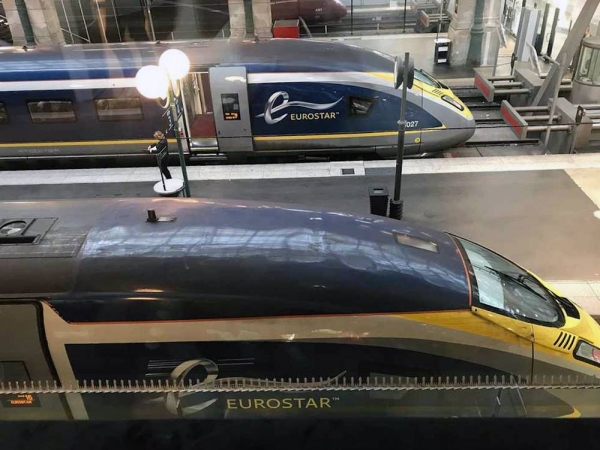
349 97 373 116
95 98 143 121
28 100 76 124
0 102 8 124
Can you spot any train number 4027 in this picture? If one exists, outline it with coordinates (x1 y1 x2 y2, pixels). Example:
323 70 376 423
406 121 419 128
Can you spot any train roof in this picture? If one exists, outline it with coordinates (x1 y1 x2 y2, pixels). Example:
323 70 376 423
0 199 470 321
0 39 395 82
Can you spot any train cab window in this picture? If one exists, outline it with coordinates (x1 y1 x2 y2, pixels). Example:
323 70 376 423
28 100 76 124
455 237 562 325
414 69 442 88
0 103 7 124
349 97 373 115
95 98 143 121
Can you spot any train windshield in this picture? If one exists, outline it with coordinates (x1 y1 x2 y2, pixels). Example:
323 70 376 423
455 237 562 325
414 69 442 88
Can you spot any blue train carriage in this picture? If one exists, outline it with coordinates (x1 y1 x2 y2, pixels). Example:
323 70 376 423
0 43 164 160
190 39 475 157
0 40 474 161
1 199 600 420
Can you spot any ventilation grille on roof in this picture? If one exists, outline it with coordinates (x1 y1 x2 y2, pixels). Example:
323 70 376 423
393 232 439 253
0 218 56 245
553 331 577 351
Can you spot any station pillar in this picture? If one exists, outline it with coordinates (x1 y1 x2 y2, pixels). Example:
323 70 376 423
252 0 273 39
228 0 247 39
3 0 65 46
449 0 503 66
480 0 502 65
448 0 476 66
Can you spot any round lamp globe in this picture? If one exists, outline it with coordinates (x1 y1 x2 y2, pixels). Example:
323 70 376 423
135 65 169 99
159 49 191 80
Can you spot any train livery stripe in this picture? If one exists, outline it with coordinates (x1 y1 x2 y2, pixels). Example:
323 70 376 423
0 127 446 148
0 139 155 148
248 72 394 86
254 128 445 141
0 78 137 92
0 72 406 91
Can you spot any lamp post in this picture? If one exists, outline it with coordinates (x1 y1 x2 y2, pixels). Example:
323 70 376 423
135 49 192 198
389 52 413 221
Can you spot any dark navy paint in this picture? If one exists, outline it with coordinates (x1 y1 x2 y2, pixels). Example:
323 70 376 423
46 200 469 322
249 83 442 136
0 88 164 143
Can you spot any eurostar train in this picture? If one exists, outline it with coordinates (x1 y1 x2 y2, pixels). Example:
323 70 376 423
0 39 474 162
1 199 600 420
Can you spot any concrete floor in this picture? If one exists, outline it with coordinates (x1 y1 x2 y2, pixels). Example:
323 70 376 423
2 169 599 281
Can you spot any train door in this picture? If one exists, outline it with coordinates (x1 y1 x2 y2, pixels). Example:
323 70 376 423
0 302 70 419
181 70 218 153
407 82 423 153
208 66 253 154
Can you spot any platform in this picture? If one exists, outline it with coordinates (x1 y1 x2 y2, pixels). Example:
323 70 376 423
316 32 518 79
1 154 600 318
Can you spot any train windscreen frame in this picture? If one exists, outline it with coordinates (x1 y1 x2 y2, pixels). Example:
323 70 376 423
452 235 565 327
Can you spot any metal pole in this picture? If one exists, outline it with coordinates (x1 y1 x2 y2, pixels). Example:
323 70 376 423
547 7 559 57
157 152 166 191
467 0 485 65
178 80 193 162
146 1 157 41
110 0 122 42
94 0 108 43
77 0 91 43
390 52 410 220
351 0 354 35
437 0 443 38
298 16 313 38
403 0 407 33
170 83 191 198
15 0 35 46
535 3 549 54
492 43 500 76
543 57 564 154
59 0 75 44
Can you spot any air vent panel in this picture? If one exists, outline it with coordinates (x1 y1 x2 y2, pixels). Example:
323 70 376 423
0 218 56 245
553 331 577 351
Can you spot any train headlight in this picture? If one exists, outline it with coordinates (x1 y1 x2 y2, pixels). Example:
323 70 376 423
442 95 464 111
574 341 600 367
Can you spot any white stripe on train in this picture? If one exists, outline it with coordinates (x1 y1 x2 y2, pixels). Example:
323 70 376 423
0 78 137 92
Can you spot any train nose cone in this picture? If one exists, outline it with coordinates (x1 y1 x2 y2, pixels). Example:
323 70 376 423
462 115 476 142
328 0 348 20
462 112 476 144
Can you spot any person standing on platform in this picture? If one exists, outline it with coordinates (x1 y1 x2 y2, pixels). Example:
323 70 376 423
148 131 172 180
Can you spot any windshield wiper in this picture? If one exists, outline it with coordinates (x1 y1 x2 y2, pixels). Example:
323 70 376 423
479 265 580 319
496 269 580 318
472 264 552 303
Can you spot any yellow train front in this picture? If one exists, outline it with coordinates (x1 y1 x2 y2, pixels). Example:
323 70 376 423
0 198 599 420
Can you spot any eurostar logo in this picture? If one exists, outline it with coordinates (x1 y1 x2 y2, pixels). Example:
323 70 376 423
257 91 343 124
